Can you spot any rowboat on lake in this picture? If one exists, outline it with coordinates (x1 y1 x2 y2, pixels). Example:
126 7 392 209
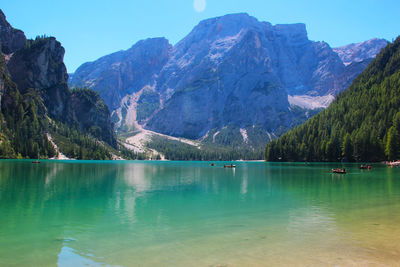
224 164 236 168
360 165 372 170
386 161 400 167
332 168 346 174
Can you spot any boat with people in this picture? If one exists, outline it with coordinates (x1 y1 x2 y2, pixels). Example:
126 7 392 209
386 160 400 167
332 168 346 174
224 164 236 168
360 165 372 170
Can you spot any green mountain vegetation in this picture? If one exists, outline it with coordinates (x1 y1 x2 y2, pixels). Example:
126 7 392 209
0 54 55 158
265 37 400 162
147 135 264 161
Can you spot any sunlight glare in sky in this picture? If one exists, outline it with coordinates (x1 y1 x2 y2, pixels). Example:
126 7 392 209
194 0 206 12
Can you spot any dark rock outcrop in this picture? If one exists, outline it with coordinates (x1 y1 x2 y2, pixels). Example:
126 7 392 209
7 37 72 121
0 10 26 54
0 52 15 110
7 37 68 92
0 56 5 104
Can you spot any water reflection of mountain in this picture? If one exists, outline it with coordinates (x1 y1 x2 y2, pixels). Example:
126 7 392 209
0 160 119 266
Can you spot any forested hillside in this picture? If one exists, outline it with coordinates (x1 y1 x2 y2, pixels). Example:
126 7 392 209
147 135 264 161
265 37 400 162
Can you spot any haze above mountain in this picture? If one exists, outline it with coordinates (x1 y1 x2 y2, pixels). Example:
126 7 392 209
70 13 387 148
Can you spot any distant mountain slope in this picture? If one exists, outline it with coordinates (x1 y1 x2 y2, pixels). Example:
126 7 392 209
70 38 171 110
70 13 387 148
333 38 388 66
265 37 400 162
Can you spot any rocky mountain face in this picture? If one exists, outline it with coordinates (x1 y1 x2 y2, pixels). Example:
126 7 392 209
0 10 26 54
0 57 4 104
7 37 73 121
0 9 117 158
70 13 388 147
0 9 25 105
333 38 388 66
70 38 171 110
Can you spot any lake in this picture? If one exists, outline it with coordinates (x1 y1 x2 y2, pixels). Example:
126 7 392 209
0 160 399 266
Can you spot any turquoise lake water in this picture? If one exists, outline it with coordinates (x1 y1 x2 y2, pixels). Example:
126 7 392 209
0 160 399 266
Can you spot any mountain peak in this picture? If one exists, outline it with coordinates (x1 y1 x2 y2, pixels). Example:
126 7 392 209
126 37 171 59
179 13 310 48
129 37 170 49
184 13 263 42
198 13 258 27
174 13 309 57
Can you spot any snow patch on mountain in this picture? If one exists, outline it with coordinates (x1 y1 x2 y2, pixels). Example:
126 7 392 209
288 94 335 109
333 38 388 66
240 128 248 143
208 31 243 62
212 131 220 143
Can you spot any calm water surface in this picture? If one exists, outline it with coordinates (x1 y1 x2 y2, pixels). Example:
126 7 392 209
0 160 399 266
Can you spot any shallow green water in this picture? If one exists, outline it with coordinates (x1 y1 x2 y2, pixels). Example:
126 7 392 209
0 160 399 266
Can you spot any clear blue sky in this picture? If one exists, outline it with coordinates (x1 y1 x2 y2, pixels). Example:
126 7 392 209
2 0 399 72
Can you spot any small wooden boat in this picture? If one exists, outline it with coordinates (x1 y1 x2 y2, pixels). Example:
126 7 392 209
210 163 215 166
224 164 236 168
332 168 346 174
31 160 41 164
360 165 371 170
386 160 400 167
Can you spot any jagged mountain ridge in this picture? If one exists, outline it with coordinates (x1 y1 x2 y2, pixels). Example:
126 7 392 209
333 38 389 66
70 13 388 147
